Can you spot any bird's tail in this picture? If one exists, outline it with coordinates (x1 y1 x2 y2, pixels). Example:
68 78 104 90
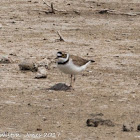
90 60 95 63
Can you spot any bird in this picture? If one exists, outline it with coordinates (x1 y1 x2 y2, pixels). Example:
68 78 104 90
56 51 95 88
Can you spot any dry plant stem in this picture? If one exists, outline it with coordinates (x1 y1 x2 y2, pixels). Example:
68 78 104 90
51 3 55 14
42 0 66 12
96 9 139 16
42 0 52 8
42 0 55 13
57 31 65 42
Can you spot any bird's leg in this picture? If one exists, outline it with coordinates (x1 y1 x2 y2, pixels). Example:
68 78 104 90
73 75 76 87
70 74 73 87
73 75 76 82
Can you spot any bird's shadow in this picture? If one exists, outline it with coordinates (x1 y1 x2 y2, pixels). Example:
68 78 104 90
47 83 72 91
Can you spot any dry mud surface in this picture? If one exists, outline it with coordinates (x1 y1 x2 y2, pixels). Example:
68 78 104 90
0 0 140 140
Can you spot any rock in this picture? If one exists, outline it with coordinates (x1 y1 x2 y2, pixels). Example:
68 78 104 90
36 128 42 131
35 67 47 79
19 60 37 71
27 103 31 106
90 113 104 118
86 118 115 127
9 52 17 56
43 118 47 121
48 83 71 91
137 124 140 131
37 58 51 69
123 124 133 132
0 56 11 64
99 9 108 14
11 21 16 24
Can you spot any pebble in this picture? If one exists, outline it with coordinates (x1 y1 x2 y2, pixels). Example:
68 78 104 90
36 128 42 131
98 9 108 14
0 56 11 64
90 113 104 118
87 118 115 127
37 58 51 69
35 67 47 79
137 124 140 131
123 124 133 132
48 83 71 91
19 60 37 71
9 52 17 56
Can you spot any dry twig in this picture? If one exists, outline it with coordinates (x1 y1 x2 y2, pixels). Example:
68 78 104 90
42 0 55 13
97 9 139 16
56 31 65 42
42 0 52 8
42 0 66 13
50 3 55 14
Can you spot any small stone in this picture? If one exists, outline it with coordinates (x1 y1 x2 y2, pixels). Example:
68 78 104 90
28 103 31 106
114 56 119 57
11 21 16 24
87 118 115 127
99 9 108 14
19 60 37 71
137 124 140 131
48 83 71 91
9 52 17 56
0 56 11 64
36 128 42 131
87 119 98 127
43 118 47 121
37 58 50 69
35 67 47 79
74 10 80 15
90 113 104 118
123 124 133 132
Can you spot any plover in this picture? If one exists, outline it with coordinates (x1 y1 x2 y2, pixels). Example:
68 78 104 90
56 51 95 87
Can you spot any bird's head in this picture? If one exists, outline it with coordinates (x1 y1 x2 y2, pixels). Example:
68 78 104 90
56 51 69 63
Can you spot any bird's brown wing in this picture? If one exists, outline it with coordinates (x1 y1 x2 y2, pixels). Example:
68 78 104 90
70 55 89 67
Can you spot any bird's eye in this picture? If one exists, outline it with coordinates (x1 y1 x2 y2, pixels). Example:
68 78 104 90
62 54 65 58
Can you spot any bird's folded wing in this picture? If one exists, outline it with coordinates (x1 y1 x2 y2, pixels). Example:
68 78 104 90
70 55 89 67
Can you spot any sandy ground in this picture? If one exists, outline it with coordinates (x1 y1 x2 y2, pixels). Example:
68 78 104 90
0 0 140 139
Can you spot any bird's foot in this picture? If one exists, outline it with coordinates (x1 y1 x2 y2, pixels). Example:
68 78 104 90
69 85 74 90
